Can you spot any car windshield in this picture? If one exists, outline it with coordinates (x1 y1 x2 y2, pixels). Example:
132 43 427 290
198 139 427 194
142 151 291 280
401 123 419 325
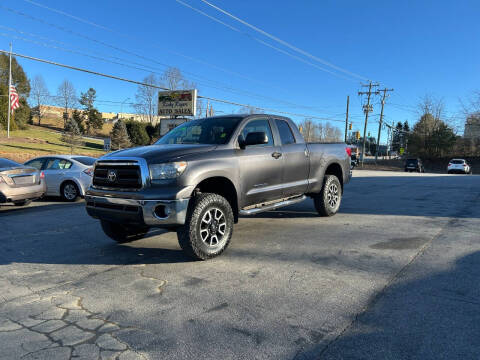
406 159 418 165
73 156 96 166
451 160 464 164
155 117 243 145
0 158 21 168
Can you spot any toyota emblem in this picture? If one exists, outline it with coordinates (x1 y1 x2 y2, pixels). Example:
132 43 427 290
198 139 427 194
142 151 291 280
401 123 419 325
107 169 117 182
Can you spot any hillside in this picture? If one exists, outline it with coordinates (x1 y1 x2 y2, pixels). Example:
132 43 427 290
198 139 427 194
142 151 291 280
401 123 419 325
0 125 106 163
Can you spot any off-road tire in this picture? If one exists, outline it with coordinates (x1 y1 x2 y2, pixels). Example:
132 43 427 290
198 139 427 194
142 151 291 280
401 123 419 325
61 181 79 202
100 220 150 244
177 193 234 260
314 175 342 217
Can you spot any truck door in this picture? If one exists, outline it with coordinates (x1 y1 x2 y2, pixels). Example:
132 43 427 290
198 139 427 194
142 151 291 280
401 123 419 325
236 118 284 207
274 119 309 197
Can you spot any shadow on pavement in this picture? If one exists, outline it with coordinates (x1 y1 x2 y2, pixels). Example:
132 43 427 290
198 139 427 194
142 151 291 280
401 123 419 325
313 251 480 359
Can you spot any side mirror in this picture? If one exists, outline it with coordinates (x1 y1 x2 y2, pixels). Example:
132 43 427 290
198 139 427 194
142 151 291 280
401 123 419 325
244 132 268 147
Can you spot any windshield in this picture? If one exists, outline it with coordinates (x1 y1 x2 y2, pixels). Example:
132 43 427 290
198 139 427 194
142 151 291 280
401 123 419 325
451 160 464 164
406 159 418 165
73 156 96 166
155 117 243 145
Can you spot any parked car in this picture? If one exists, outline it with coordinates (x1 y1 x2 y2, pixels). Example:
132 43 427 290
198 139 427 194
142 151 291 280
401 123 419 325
0 158 46 206
447 159 472 174
24 155 96 201
405 158 424 173
86 114 351 260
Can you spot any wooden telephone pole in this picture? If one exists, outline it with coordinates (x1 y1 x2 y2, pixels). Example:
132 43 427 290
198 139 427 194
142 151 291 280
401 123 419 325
358 82 379 166
375 88 394 162
344 95 349 143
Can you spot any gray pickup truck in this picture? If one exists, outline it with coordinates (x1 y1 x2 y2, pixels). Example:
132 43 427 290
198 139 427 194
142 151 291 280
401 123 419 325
86 114 351 260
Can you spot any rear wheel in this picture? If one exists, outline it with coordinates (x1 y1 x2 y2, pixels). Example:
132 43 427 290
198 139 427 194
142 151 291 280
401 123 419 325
177 193 234 260
61 181 79 202
314 175 342 217
100 220 150 244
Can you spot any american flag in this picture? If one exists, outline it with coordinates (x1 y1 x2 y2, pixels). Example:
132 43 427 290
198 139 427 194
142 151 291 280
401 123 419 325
10 85 20 112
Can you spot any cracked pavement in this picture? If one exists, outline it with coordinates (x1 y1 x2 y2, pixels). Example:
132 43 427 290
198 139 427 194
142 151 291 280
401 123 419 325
0 171 479 359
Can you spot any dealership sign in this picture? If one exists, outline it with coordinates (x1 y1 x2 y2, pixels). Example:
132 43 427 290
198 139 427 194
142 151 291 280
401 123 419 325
158 89 197 116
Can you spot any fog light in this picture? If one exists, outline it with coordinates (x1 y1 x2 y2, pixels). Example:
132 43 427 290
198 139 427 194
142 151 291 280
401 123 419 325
154 205 170 219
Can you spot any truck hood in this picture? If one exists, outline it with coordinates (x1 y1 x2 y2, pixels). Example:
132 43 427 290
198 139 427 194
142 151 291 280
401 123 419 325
103 144 216 162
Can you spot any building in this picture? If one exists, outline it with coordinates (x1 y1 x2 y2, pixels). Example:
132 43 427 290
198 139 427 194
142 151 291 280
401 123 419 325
464 113 480 140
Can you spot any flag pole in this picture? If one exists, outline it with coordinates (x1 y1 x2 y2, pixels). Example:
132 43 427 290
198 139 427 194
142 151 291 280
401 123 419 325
7 42 12 138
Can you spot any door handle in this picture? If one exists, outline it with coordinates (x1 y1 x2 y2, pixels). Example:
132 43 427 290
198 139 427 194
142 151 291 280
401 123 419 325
272 152 282 159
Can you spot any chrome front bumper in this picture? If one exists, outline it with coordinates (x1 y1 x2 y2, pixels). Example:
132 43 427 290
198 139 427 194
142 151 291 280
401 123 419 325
85 195 190 226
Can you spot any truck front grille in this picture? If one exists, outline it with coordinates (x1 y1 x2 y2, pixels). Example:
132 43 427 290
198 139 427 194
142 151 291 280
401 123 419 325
93 161 143 190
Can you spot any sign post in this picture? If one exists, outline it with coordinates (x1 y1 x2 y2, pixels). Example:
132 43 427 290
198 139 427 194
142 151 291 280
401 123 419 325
158 89 197 117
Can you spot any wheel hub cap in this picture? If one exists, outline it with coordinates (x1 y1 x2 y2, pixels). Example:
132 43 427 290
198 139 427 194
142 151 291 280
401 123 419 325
327 184 339 208
200 208 226 246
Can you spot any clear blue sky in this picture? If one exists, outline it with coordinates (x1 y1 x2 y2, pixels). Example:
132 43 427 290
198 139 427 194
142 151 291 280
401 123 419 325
1 0 479 142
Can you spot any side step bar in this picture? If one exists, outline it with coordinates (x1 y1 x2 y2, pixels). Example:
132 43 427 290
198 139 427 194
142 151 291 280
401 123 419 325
239 195 306 216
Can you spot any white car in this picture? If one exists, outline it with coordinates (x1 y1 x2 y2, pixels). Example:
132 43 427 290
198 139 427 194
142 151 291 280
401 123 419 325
24 155 96 201
447 159 472 174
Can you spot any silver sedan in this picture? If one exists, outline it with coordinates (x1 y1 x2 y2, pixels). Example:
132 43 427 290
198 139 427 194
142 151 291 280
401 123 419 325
24 155 96 201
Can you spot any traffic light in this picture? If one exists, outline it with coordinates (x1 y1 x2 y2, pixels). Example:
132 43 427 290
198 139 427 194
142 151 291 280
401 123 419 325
355 131 361 140
349 123 352 130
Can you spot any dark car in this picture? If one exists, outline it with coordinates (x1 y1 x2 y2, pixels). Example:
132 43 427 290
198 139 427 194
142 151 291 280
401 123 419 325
405 158 425 173
86 114 352 260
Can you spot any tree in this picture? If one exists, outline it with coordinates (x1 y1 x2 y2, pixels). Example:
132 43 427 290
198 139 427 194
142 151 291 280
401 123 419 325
125 120 150 146
162 67 195 90
30 75 49 125
110 120 131 150
79 88 103 134
72 109 85 134
0 54 31 130
61 118 83 154
56 80 77 127
135 74 159 124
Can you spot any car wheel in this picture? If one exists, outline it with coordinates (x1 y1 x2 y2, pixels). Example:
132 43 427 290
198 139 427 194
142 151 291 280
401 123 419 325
61 181 80 202
314 175 342 217
177 193 234 260
13 199 31 206
100 220 150 244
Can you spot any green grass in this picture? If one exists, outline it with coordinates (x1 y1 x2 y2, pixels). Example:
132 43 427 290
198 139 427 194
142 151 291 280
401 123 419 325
0 125 106 162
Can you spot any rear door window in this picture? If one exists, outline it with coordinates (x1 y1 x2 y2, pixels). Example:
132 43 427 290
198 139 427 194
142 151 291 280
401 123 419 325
46 158 73 170
275 120 296 145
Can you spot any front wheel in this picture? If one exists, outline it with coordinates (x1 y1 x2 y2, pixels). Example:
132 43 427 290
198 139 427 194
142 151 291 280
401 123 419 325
100 220 150 244
177 193 234 260
314 175 342 217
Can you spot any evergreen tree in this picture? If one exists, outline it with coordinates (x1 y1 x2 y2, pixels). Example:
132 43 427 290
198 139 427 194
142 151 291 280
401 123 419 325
72 110 85 134
61 119 83 154
0 54 31 130
125 120 150 145
110 120 131 150
79 88 103 134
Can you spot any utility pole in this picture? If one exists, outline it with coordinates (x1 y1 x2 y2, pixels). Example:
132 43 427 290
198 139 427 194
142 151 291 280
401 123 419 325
375 88 394 162
7 43 12 138
358 81 379 166
344 95 349 143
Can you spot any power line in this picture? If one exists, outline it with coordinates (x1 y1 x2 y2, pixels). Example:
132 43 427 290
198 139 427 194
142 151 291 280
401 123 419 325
197 0 370 81
0 13 336 115
16 0 309 97
174 0 354 82
0 49 345 122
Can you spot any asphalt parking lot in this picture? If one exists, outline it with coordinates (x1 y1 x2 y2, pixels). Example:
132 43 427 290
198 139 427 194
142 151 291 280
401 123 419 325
1 170 479 360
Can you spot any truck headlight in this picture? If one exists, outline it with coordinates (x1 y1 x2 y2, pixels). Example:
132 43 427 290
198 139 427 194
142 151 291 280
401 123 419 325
149 162 187 180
